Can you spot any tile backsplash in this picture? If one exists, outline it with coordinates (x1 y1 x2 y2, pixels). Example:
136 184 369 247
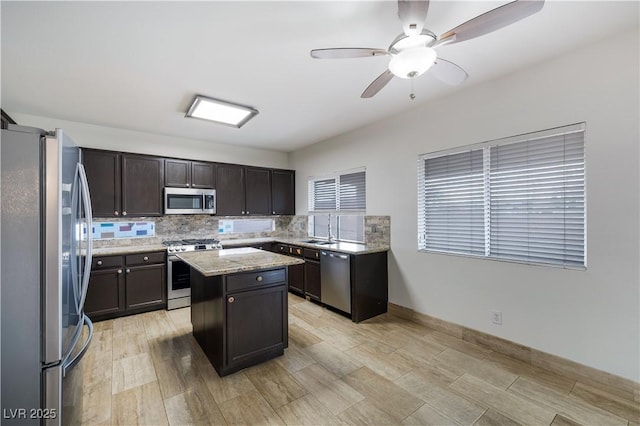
91 215 389 248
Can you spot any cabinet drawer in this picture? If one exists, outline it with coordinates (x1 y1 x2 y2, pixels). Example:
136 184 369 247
275 244 288 254
226 268 286 293
288 245 303 257
92 255 123 270
126 251 165 266
303 248 320 260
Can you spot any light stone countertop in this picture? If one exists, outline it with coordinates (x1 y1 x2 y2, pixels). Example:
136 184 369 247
220 237 389 254
176 247 305 277
92 244 166 256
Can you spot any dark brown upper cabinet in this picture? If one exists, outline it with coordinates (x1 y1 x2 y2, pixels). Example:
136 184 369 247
82 149 122 217
245 167 272 215
165 159 215 189
121 154 164 216
83 149 163 217
216 164 274 216
271 169 295 215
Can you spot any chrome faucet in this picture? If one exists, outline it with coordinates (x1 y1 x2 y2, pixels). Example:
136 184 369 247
327 213 334 242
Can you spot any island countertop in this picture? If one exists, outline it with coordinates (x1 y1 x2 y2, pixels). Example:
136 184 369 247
176 247 304 277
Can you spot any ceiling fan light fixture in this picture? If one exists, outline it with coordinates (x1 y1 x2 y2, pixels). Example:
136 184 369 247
388 46 437 79
185 95 258 128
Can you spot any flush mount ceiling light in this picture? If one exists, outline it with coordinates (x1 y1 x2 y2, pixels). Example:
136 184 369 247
185 95 258 128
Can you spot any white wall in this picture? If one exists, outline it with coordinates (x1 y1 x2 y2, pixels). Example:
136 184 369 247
291 28 640 381
9 113 289 169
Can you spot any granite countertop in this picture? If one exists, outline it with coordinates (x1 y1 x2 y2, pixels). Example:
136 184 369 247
221 237 389 254
176 247 305 277
92 244 166 256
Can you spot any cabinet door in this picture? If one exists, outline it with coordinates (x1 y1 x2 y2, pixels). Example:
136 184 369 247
191 162 215 189
304 260 321 301
225 284 287 368
121 154 164 216
245 167 271 215
288 263 304 294
216 164 245 215
85 269 125 318
271 170 295 215
165 159 190 188
82 149 121 217
125 264 166 310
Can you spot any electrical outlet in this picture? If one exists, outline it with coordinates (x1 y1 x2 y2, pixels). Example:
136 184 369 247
491 310 503 325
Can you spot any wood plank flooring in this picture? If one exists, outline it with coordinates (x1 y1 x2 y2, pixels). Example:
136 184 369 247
66 294 639 425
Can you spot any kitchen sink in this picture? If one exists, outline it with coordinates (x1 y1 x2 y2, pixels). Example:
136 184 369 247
303 239 334 245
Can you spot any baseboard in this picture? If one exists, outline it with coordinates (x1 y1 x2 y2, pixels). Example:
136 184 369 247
388 303 639 401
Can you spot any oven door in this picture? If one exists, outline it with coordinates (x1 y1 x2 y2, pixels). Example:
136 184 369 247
167 255 191 309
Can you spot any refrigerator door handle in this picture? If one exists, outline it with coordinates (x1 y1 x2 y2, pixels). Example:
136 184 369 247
77 163 93 312
63 314 93 376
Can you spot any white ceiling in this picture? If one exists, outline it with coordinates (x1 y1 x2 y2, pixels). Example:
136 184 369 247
1 1 638 152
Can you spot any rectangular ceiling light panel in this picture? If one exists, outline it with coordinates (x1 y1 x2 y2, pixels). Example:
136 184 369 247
185 95 258 128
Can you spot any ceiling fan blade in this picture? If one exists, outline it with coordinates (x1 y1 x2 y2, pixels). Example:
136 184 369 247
361 70 394 98
398 0 430 36
310 48 388 59
439 0 544 45
430 58 469 86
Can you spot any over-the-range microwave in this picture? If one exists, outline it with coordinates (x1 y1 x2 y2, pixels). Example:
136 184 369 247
164 187 216 214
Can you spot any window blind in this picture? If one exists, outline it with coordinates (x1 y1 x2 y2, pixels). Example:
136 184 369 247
418 149 485 255
308 169 365 213
489 131 585 267
418 123 585 269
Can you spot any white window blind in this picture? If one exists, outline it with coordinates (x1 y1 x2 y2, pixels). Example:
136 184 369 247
308 169 366 213
418 149 485 255
418 123 585 269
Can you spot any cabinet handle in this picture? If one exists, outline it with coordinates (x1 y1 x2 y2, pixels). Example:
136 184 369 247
272 211 276 214
247 211 250 215
143 256 149 261
228 296 235 303
185 183 190 187
242 211 245 215
126 268 130 273
97 260 103 266
114 211 119 216
117 269 122 274
256 275 263 282
122 211 127 216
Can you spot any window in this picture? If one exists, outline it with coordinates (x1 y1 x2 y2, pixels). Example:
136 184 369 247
308 169 366 213
418 123 585 269
308 168 366 243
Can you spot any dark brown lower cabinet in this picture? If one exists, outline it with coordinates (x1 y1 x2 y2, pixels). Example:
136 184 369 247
191 267 288 377
304 260 321 301
288 263 304 295
84 268 125 318
85 251 166 321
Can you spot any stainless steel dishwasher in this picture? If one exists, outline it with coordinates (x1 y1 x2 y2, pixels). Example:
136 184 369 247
320 251 351 314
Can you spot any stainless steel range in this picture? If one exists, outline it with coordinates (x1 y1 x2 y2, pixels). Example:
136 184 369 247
164 238 223 310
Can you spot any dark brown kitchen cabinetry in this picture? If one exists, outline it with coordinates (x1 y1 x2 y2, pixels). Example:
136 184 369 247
271 170 295 215
121 154 164 216
191 267 288 376
303 248 321 301
82 149 121 217
216 164 245 215
82 149 164 217
245 167 272 215
216 164 272 216
85 251 166 321
165 159 215 189
85 256 125 318
274 244 304 295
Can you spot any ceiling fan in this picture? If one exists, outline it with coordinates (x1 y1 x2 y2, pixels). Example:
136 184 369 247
310 0 545 98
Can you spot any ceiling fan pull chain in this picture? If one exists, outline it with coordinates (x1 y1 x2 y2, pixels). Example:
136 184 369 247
410 78 416 100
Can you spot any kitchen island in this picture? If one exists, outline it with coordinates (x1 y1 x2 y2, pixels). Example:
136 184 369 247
176 248 304 376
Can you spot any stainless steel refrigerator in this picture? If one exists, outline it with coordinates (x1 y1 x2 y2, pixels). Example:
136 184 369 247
1 124 94 425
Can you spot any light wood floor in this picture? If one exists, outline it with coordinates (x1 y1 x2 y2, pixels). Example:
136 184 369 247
66 293 639 425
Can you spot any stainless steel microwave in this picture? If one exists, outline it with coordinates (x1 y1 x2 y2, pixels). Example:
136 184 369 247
164 187 216 214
